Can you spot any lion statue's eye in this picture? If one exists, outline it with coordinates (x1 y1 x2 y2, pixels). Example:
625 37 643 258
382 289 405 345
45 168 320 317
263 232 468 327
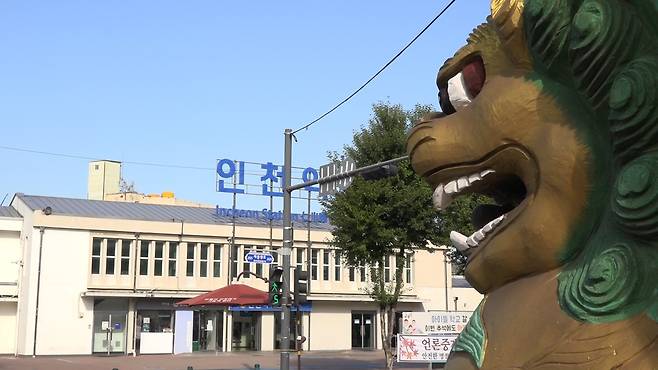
439 56 486 115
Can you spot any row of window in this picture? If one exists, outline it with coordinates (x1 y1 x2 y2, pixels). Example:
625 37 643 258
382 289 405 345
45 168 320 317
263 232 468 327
91 238 221 278
91 238 412 284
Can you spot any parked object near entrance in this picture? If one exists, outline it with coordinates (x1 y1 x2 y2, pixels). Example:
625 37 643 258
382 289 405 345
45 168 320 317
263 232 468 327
176 284 269 307
407 0 658 368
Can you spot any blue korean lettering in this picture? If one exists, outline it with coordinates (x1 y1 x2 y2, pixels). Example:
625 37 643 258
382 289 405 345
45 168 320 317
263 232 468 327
260 162 284 197
302 167 320 192
217 159 245 194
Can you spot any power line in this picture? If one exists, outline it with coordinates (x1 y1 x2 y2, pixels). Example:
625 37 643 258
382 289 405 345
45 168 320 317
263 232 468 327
0 145 316 174
293 0 458 134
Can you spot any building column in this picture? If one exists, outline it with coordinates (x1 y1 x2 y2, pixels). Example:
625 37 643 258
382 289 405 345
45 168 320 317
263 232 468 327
302 312 310 351
260 312 274 351
127 298 136 355
225 311 232 352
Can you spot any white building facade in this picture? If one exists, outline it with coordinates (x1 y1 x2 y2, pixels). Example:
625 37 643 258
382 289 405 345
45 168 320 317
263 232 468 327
0 193 482 356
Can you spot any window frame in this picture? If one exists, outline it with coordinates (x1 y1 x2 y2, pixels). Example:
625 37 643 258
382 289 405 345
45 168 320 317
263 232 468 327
91 238 102 275
186 242 196 277
139 240 150 276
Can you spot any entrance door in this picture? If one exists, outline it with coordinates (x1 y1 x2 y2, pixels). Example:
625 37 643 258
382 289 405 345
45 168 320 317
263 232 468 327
232 312 259 351
92 312 127 354
193 311 223 351
351 312 374 349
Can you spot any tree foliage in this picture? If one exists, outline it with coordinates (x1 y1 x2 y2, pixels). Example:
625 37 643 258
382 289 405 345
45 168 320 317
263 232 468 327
322 102 443 369
324 103 443 266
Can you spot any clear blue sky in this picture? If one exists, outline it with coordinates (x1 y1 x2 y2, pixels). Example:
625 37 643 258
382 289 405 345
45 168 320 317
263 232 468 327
0 0 490 212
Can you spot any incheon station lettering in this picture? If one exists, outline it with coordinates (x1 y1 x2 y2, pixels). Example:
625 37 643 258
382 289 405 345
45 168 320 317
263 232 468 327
215 206 329 223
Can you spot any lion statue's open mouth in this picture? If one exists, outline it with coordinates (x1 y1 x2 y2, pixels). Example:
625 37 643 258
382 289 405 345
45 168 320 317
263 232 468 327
406 0 657 369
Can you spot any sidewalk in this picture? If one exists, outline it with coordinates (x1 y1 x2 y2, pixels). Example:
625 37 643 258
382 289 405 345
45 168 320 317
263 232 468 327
0 351 442 370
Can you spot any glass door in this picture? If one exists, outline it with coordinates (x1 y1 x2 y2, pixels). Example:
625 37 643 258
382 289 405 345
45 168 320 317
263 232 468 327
92 312 127 354
232 311 259 351
351 312 374 349
193 311 223 351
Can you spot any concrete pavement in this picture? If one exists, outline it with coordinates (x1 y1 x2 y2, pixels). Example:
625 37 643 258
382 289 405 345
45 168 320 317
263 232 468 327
0 351 443 370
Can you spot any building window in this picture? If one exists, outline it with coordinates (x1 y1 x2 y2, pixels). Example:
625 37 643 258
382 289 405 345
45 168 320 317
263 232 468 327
120 240 131 275
334 253 341 281
186 242 196 277
254 246 263 277
384 256 391 283
200 243 209 277
168 242 177 277
360 264 366 282
231 244 239 278
243 247 251 275
405 255 412 284
91 238 101 274
311 250 318 280
154 242 164 276
140 240 150 276
322 250 330 281
349 267 355 282
106 239 117 275
213 244 221 277
296 248 304 272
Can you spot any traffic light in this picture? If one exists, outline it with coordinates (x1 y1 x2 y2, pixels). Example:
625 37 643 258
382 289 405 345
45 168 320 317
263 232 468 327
269 266 283 307
360 164 399 181
293 266 309 305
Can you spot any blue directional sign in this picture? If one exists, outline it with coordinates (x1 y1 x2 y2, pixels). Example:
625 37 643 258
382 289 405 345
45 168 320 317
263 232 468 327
246 251 274 264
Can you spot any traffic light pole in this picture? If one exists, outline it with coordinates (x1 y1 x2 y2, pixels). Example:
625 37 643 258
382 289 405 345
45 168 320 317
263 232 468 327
280 128 407 370
280 129 293 370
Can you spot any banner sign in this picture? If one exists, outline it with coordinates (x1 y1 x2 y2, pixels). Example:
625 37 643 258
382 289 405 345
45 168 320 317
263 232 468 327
397 334 456 363
401 311 472 335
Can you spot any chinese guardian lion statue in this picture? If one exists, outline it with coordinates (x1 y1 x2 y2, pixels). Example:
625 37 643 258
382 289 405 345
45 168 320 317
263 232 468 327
407 0 657 368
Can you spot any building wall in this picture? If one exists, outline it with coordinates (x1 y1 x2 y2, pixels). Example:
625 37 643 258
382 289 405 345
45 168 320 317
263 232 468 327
309 301 364 351
11 198 36 356
88 161 121 200
451 288 484 312
33 228 94 355
0 302 17 354
0 227 21 297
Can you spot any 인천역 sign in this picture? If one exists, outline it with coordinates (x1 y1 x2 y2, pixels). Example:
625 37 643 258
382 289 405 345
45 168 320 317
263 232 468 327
245 251 274 264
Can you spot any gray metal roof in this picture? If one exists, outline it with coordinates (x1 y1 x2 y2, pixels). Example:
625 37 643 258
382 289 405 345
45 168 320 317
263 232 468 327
16 194 332 230
0 206 21 218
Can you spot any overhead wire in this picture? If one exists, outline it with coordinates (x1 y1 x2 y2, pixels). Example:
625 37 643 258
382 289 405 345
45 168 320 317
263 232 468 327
0 144 314 175
292 0 458 134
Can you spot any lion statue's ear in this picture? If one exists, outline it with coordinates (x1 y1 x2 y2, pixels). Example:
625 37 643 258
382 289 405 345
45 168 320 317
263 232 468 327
490 0 531 68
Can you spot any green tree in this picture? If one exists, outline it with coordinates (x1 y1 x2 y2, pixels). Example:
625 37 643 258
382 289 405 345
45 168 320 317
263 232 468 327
323 102 443 370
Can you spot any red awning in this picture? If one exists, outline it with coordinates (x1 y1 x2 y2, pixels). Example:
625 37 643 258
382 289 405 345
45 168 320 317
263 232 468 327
176 284 269 307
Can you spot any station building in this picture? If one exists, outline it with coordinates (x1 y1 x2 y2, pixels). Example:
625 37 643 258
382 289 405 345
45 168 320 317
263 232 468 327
0 161 482 356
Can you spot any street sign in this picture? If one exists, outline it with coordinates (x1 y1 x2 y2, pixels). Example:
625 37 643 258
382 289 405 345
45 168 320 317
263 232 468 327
319 159 355 197
246 251 274 264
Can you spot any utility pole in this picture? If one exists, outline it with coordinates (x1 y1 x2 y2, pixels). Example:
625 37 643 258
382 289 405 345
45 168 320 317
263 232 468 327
280 128 294 370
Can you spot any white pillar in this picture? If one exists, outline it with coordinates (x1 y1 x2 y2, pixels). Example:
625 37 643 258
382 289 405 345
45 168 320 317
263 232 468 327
260 312 274 351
